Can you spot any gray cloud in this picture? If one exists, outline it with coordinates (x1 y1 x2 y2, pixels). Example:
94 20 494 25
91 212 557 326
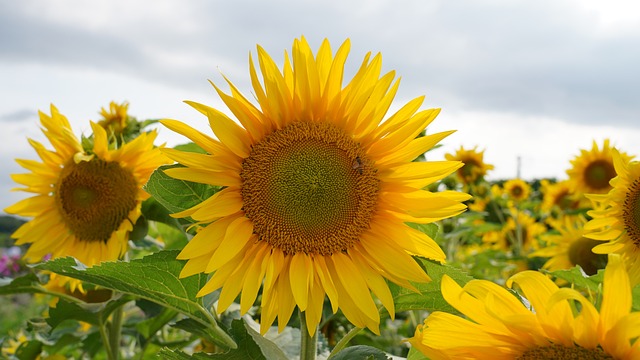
1 0 640 129
0 109 36 123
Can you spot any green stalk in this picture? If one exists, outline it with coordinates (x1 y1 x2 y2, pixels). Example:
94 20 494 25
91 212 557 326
328 326 362 359
299 310 318 360
108 305 124 360
98 315 116 360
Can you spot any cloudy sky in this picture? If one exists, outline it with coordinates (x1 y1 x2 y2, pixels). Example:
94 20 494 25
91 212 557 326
2 0 640 211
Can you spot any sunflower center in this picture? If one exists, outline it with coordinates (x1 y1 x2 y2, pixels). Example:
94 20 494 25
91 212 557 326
55 158 138 243
516 344 612 359
511 186 523 198
459 160 479 181
241 121 379 256
623 178 640 247
568 237 608 275
555 189 579 210
584 159 616 191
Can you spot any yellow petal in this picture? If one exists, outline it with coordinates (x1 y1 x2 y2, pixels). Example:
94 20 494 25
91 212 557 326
161 119 224 154
289 253 312 311
600 254 631 336
207 217 254 270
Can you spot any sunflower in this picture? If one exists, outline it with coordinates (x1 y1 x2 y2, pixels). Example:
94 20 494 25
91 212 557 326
539 179 580 215
567 139 632 198
584 149 640 285
444 146 494 185
532 215 607 276
4 105 169 292
97 101 130 135
408 253 640 359
503 178 531 202
483 210 546 255
161 37 470 335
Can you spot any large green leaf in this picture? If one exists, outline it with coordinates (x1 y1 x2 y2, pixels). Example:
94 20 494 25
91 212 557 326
144 164 220 218
390 258 474 314
34 250 236 349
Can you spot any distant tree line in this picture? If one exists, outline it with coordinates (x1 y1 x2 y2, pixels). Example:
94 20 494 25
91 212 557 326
0 215 26 248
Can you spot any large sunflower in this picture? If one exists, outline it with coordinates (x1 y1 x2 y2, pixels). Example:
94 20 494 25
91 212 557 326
408 253 640 359
161 37 470 335
444 146 493 185
567 139 632 197
4 105 169 291
532 215 607 276
585 149 640 285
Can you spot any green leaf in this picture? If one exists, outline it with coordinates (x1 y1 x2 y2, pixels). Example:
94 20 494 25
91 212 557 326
15 340 43 360
633 285 640 312
141 196 181 229
0 273 45 295
407 346 429 360
172 318 231 346
407 223 439 240
144 164 220 218
46 295 131 329
161 318 289 360
148 221 189 251
544 266 603 293
174 142 208 154
136 308 179 340
35 250 236 350
390 258 474 314
156 349 214 359
330 345 390 360
222 319 288 360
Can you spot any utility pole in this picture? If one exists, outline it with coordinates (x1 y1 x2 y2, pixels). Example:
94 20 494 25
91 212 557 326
517 156 521 178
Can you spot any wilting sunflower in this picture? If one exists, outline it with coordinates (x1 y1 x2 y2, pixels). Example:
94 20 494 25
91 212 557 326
4 105 169 292
539 179 580 215
567 139 632 198
408 253 640 360
161 37 470 335
444 146 494 185
503 178 531 202
585 148 640 285
532 215 607 276
483 210 546 255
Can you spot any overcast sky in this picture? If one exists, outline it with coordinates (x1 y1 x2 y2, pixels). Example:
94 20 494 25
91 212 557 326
2 0 640 211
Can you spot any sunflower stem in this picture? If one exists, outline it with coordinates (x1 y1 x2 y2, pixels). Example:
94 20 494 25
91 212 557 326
328 326 362 359
108 305 124 360
98 315 117 360
299 310 317 360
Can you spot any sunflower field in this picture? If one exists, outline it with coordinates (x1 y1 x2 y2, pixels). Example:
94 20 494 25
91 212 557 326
1 38 639 360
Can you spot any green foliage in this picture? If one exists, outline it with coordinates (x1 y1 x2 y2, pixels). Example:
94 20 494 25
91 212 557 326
46 295 131 329
34 250 236 350
144 164 220 218
545 266 603 293
159 319 288 360
390 258 473 314
0 215 26 247
331 345 391 360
